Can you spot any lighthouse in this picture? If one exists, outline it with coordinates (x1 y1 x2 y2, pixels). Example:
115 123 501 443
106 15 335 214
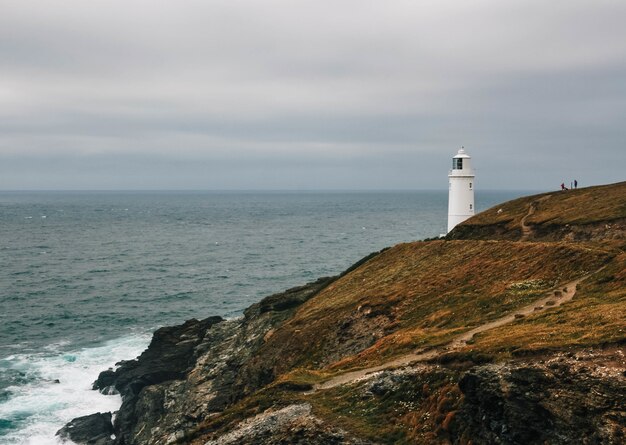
447 147 475 233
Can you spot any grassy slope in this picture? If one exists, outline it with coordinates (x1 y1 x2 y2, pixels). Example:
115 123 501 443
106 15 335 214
309 366 462 444
253 240 613 375
467 250 626 356
461 181 626 229
193 182 626 444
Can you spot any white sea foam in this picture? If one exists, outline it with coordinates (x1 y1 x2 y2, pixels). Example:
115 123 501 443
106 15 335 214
0 335 149 444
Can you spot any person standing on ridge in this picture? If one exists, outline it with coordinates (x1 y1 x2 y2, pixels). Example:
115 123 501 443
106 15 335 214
574 179 578 189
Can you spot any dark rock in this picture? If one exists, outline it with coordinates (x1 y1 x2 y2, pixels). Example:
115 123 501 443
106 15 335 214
93 316 224 398
56 412 114 445
107 316 223 444
203 404 374 445
274 381 313 392
244 276 336 319
93 369 116 392
456 360 626 444
64 275 339 445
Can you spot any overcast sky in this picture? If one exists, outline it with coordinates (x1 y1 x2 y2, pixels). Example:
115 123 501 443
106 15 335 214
1 0 624 190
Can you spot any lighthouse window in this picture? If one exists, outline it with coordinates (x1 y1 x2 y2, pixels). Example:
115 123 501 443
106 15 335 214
469 183 472 189
470 204 473 210
453 158 463 169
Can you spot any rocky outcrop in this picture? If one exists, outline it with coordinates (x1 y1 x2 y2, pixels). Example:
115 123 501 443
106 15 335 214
204 404 374 445
455 349 626 444
255 349 623 445
94 316 224 397
243 276 336 319
56 412 115 445
78 276 338 445
91 316 224 444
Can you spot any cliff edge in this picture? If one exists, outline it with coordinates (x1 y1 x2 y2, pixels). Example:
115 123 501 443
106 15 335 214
60 182 626 445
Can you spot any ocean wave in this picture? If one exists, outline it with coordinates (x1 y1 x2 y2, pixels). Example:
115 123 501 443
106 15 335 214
0 335 149 444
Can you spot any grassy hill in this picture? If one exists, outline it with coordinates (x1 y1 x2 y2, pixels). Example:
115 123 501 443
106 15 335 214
233 184 625 382
93 182 626 445
449 181 626 242
250 240 614 376
185 182 625 444
467 248 625 356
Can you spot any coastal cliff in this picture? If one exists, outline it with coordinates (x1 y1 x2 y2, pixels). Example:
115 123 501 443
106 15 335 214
60 182 626 444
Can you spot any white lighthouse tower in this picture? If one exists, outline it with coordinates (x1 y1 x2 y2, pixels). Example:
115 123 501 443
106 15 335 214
447 147 475 233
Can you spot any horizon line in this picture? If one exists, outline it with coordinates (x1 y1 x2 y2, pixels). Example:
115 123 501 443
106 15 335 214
0 188 544 193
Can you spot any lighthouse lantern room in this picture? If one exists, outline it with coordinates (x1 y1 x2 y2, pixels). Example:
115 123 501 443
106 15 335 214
447 147 475 233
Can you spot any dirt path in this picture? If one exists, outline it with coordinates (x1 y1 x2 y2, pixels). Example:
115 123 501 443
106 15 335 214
314 276 581 391
520 195 552 241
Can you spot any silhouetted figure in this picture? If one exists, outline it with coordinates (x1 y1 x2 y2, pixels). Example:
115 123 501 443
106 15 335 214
561 182 567 191
574 179 578 189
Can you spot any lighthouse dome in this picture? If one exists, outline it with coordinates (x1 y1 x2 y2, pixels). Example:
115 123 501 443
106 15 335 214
450 147 474 174
453 147 471 159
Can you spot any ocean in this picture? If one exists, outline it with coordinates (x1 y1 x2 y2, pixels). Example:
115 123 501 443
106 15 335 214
0 190 526 443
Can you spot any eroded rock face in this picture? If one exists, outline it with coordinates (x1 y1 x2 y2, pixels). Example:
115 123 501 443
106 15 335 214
455 350 626 445
56 412 115 445
222 351 621 445
90 316 224 444
67 277 337 445
93 316 224 397
204 404 375 445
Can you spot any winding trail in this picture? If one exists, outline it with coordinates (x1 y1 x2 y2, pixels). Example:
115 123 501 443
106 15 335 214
520 195 552 241
313 276 582 391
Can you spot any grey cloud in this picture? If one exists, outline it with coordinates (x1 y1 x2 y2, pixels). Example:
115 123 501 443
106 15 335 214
0 0 625 189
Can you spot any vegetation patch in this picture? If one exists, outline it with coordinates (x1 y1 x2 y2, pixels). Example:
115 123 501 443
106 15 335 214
246 240 611 377
273 368 330 390
309 368 462 444
434 351 495 366
188 183 626 444
463 252 626 357
506 279 554 292
466 182 626 227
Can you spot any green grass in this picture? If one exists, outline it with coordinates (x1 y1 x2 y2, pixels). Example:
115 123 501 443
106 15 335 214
309 368 461 444
187 183 626 444
465 251 626 356
249 240 612 375
460 181 626 229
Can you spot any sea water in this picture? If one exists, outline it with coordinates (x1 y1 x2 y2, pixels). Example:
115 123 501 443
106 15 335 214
0 190 526 443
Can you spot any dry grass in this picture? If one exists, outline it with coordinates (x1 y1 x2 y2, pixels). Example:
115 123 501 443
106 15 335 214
464 251 626 356
464 181 626 228
250 240 612 375
190 183 626 445
309 368 462 444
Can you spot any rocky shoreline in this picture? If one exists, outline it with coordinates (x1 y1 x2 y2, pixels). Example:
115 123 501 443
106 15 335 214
57 183 626 444
58 276 340 445
57 271 626 445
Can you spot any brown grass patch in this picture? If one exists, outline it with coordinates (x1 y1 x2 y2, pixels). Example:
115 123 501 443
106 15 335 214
465 181 626 228
247 240 611 375
464 252 626 356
